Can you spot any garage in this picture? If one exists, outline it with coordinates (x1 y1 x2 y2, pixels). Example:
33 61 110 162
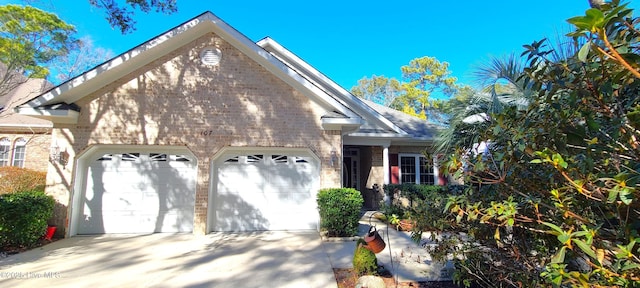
210 148 320 232
76 149 197 234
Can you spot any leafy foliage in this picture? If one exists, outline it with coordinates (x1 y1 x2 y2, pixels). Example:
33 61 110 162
317 188 364 237
0 4 78 97
428 2 640 287
353 238 379 276
0 190 54 248
0 167 46 195
87 0 177 34
351 56 465 121
350 75 401 107
395 56 459 119
383 184 463 241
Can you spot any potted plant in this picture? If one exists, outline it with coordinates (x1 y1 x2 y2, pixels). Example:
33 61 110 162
388 213 414 231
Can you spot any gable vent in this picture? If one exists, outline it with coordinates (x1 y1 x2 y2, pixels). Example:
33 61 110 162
200 47 222 66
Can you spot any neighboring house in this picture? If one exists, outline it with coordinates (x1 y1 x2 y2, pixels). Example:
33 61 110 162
16 12 443 237
0 72 52 172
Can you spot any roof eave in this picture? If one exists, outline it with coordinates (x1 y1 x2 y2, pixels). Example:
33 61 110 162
15 107 79 124
256 38 406 135
321 118 363 132
345 132 433 142
20 12 362 128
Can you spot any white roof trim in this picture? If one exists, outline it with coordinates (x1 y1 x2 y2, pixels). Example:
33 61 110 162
321 117 362 131
18 12 362 126
15 107 79 124
257 37 408 136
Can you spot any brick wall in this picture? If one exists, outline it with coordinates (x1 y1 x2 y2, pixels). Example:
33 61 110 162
47 33 342 236
0 132 51 171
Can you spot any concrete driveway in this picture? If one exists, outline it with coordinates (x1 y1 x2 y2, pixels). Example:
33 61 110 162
0 232 337 288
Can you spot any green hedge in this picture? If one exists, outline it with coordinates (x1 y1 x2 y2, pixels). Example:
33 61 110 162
0 190 54 248
317 188 363 237
353 239 378 276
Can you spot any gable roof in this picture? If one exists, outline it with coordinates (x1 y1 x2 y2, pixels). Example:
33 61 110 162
16 12 363 129
0 66 52 130
257 38 440 144
15 11 438 144
359 99 441 139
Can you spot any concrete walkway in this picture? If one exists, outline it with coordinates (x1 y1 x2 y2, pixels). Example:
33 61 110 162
322 211 455 283
1 232 337 288
1 212 452 287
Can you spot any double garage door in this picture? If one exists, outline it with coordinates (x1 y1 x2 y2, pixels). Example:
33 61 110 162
77 147 319 234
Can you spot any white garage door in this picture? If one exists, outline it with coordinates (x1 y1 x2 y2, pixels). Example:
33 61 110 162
212 150 319 231
79 152 197 234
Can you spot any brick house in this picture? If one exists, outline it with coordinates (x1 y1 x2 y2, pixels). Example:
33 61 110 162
17 12 442 237
0 72 52 172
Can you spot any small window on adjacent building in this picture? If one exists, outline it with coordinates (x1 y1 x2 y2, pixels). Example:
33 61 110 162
399 154 434 185
0 138 10 167
12 138 27 168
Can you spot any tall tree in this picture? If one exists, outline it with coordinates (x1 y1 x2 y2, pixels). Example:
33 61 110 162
0 4 78 102
50 36 114 84
87 0 177 34
394 56 458 119
24 0 178 34
351 56 461 120
435 54 532 154
349 75 401 106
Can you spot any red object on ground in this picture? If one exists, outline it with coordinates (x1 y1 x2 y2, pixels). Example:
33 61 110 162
44 226 56 241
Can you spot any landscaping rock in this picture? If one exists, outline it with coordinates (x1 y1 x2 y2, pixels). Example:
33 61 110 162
355 275 386 288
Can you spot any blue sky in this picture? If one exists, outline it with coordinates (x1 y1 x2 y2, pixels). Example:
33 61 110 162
5 1 640 93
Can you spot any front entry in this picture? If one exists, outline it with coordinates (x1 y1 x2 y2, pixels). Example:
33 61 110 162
342 148 360 191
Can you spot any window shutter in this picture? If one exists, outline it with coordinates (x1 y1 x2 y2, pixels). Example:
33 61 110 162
389 153 399 184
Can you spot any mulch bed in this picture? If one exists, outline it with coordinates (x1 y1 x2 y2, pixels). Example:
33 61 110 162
0 237 60 258
334 268 463 288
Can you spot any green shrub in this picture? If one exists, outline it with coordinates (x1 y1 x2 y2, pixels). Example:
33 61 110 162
0 167 47 195
317 188 363 237
0 190 54 248
353 239 378 276
383 183 450 204
382 184 464 236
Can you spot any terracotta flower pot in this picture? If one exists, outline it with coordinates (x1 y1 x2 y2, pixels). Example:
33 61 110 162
397 220 414 231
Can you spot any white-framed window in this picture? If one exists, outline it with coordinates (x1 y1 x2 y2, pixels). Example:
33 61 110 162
399 154 434 185
12 138 27 168
0 138 10 167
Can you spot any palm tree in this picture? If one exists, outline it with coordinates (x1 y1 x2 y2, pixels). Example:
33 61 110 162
435 36 578 155
435 54 530 155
